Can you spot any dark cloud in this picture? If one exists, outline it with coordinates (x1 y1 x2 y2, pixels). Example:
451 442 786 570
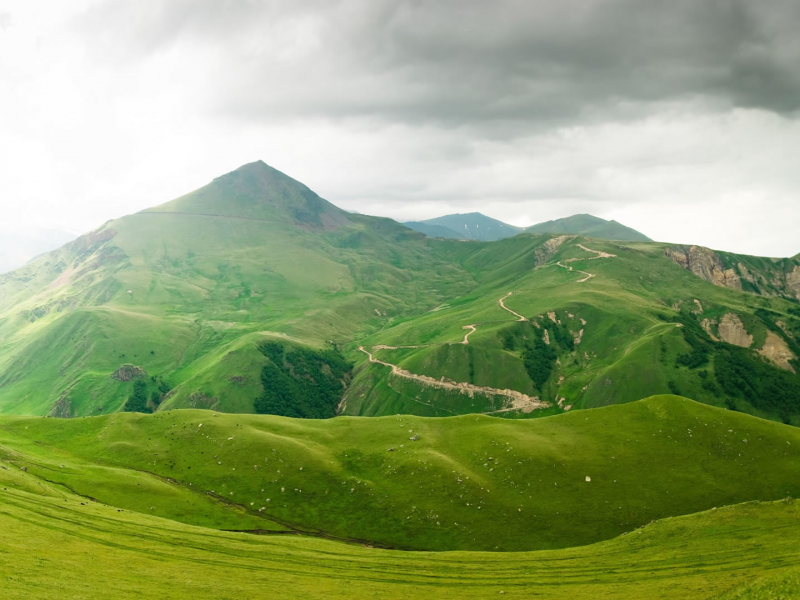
75 0 800 129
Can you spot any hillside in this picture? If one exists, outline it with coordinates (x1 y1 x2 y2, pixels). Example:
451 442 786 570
346 235 800 425
1 396 799 552
406 212 523 241
526 214 651 242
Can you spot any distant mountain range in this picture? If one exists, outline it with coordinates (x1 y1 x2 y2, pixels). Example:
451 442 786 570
0 227 77 274
405 212 651 242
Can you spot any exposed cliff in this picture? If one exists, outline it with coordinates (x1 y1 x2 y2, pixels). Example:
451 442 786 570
665 245 800 301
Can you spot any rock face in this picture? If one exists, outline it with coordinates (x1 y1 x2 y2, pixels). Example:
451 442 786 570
717 313 753 348
758 331 796 373
665 246 741 291
111 364 147 381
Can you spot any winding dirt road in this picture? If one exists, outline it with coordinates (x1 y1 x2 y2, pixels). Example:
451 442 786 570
358 346 548 413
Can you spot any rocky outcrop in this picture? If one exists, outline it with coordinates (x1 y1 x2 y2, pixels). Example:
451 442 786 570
717 313 752 348
534 235 573 265
758 330 796 373
665 246 741 291
111 364 147 381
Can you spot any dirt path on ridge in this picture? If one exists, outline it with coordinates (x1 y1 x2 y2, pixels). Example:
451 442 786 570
557 244 616 282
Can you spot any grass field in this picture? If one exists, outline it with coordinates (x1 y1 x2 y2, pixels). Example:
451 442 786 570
1 474 799 598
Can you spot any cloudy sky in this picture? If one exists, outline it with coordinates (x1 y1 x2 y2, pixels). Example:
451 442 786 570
1 0 799 258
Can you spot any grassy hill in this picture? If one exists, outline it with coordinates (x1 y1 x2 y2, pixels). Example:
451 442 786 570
1 397 800 597
1 396 799 552
526 214 651 241
407 212 524 241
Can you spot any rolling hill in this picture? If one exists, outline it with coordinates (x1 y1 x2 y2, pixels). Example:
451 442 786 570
526 214 651 241
405 212 523 241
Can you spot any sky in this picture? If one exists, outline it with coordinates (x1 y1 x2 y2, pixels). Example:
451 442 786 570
1 0 799 258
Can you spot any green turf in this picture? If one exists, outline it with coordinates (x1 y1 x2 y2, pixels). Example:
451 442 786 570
0 480 798 599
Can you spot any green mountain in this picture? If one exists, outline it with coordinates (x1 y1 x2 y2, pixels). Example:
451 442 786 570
406 212 524 241
1 162 799 427
526 214 651 242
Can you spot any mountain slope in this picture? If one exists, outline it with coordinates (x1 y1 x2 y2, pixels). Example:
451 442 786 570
408 212 523 241
526 214 651 241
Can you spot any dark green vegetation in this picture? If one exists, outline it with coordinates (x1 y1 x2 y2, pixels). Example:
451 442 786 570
525 213 652 241
254 342 352 418
405 212 524 241
0 160 798 427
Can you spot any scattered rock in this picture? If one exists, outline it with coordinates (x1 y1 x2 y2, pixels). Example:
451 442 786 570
111 364 147 382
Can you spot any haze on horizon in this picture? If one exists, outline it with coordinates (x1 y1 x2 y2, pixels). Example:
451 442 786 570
1 0 799 260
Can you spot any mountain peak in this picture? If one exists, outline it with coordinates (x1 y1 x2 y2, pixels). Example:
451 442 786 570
149 161 350 230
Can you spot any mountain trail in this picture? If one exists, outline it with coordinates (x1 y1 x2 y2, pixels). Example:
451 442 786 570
358 346 549 413
499 292 527 321
460 324 477 345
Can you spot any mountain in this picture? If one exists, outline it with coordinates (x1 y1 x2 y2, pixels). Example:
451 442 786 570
406 212 523 241
525 214 651 242
0 227 76 274
0 161 799 429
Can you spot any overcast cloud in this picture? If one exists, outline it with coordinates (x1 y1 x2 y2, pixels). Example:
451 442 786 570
1 0 798 257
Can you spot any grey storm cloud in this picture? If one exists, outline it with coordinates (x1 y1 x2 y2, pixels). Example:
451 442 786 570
76 0 800 128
